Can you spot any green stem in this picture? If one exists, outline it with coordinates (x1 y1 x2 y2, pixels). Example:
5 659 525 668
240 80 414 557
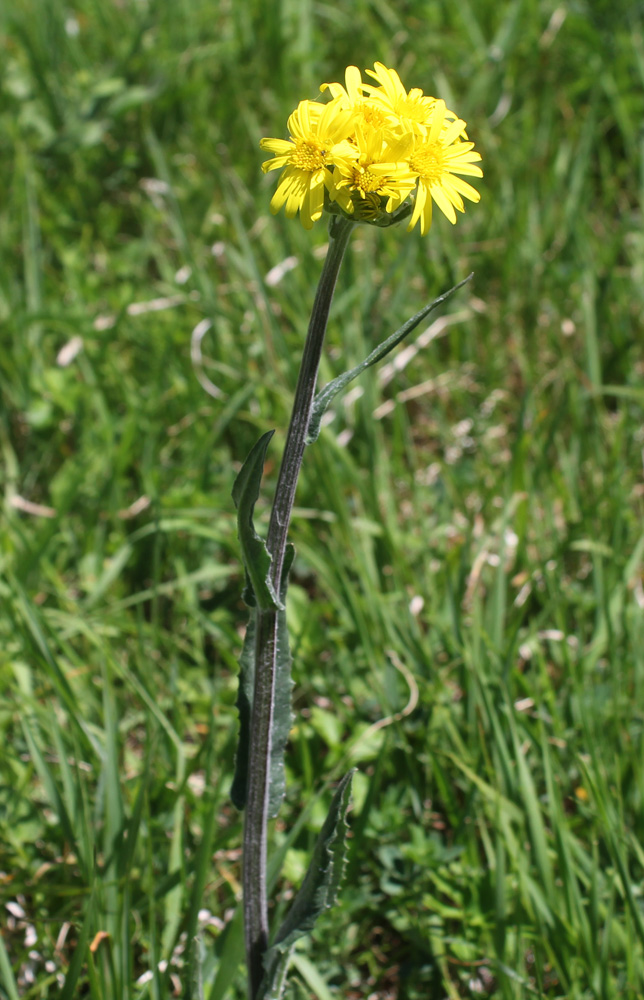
243 215 355 999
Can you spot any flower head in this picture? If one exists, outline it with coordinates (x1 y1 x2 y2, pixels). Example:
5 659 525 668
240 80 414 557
260 98 356 229
330 123 417 218
259 65 482 233
362 62 438 134
320 66 395 136
407 100 483 234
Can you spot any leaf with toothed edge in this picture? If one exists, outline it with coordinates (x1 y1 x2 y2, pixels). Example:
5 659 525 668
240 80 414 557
232 430 281 611
258 770 355 1000
306 275 473 445
231 543 295 813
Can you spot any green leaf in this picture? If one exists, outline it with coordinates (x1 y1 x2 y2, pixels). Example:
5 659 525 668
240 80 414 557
258 771 355 1000
231 544 295 814
230 608 257 810
232 431 280 611
21 717 76 848
270 542 295 817
306 275 472 444
290 954 337 1000
0 930 20 1000
207 905 244 1000
186 734 219 1000
59 889 97 1000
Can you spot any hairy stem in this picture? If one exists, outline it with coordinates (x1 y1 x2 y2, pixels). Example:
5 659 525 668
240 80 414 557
243 215 355 999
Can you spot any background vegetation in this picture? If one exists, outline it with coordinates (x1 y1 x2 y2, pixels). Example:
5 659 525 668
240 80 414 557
1 0 643 997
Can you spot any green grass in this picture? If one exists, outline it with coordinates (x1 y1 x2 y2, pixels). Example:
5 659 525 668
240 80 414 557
1 0 643 997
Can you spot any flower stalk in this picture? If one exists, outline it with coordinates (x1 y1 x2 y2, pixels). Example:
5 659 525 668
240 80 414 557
243 214 355 999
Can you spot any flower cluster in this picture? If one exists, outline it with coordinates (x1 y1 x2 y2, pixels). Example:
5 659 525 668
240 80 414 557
260 63 482 233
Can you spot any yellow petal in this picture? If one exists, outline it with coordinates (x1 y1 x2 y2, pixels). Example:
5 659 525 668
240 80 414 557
420 193 433 235
260 138 293 154
447 174 481 202
408 183 427 232
428 100 446 144
431 183 457 224
345 65 363 101
442 118 468 146
262 156 290 173
448 162 483 178
440 179 464 213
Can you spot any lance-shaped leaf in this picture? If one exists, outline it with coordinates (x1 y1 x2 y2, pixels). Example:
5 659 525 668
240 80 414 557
306 275 473 444
231 543 295 813
232 430 281 611
230 608 257 810
258 770 355 1000
269 541 295 816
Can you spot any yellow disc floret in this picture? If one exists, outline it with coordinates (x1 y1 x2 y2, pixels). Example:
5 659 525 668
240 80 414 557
409 142 445 184
352 166 385 194
353 101 390 131
290 140 328 172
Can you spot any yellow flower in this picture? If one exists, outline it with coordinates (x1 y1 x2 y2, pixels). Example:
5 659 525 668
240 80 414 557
260 98 357 229
320 65 395 135
362 62 438 134
259 65 482 234
363 62 468 144
330 123 417 218
407 100 483 234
